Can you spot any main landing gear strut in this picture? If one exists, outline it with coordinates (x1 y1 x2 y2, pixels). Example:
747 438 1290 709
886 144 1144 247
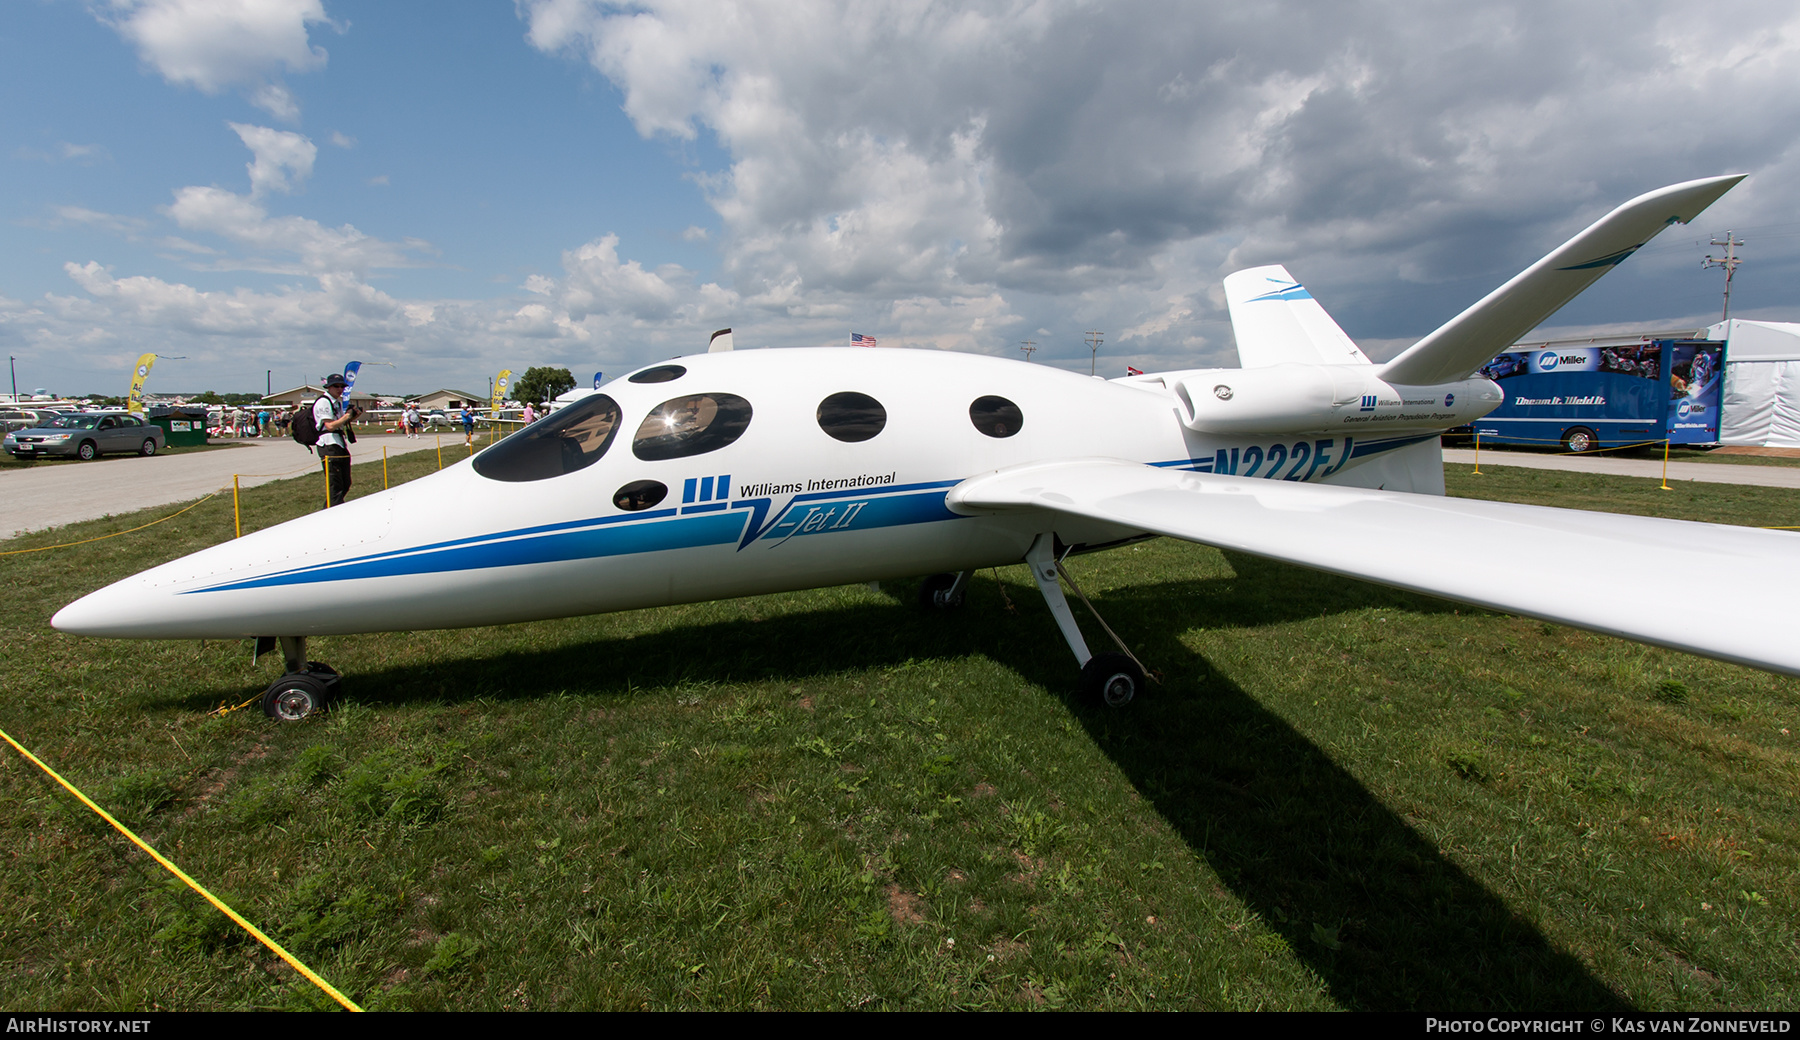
1025 534 1147 708
925 540 1149 707
254 635 341 722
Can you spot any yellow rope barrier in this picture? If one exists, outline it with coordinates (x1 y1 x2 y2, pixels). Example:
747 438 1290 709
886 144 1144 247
0 493 218 557
0 724 364 1012
208 692 263 718
1460 432 1685 457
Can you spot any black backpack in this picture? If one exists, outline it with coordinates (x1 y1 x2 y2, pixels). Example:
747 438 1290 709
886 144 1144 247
291 406 320 447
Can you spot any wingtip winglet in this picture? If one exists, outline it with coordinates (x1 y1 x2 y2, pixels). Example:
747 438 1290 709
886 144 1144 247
1377 174 1745 386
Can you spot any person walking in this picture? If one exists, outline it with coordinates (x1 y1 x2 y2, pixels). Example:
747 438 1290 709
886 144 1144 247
315 374 360 507
461 404 476 446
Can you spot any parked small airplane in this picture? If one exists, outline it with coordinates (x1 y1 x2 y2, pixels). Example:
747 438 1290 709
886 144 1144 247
54 174 1800 720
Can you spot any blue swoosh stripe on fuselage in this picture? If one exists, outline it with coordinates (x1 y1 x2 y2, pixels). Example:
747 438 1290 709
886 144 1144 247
190 511 751 592
186 485 967 593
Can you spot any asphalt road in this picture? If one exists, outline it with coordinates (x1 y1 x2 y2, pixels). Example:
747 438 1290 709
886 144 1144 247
0 433 455 540
5 436 1797 542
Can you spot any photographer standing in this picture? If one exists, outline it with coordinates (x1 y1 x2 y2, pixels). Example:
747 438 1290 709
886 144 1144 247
315 373 360 507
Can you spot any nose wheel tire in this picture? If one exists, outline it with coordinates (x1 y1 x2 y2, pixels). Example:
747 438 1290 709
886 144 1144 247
918 573 965 610
1081 653 1144 709
262 663 341 721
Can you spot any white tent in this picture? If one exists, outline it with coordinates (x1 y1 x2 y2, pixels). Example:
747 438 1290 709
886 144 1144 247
1708 319 1800 448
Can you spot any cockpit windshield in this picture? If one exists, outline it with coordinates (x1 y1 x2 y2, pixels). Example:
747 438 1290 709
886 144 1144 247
472 394 623 482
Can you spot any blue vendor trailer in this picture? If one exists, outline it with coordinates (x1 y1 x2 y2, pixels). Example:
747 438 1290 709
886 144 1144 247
1469 335 1725 452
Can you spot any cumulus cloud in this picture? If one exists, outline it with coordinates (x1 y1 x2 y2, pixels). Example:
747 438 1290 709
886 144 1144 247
229 123 315 196
23 2 1800 395
558 234 734 323
102 0 333 120
520 0 1800 364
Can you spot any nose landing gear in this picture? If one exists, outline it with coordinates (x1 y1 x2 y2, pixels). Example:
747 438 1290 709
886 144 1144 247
255 635 341 722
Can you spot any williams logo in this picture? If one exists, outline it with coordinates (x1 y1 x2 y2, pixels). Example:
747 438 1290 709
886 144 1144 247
1360 394 1377 412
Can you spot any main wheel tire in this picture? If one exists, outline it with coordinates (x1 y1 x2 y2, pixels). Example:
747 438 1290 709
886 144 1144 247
140 438 158 457
263 672 330 721
1561 426 1597 453
918 573 965 610
1081 653 1144 709
77 440 98 461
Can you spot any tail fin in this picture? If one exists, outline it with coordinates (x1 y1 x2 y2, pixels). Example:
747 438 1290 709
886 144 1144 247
1379 175 1743 386
1224 264 1372 368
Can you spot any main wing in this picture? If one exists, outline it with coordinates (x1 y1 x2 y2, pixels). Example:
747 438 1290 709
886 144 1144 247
948 458 1800 676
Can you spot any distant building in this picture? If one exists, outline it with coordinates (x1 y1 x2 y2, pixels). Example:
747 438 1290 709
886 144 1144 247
406 389 488 412
260 384 380 409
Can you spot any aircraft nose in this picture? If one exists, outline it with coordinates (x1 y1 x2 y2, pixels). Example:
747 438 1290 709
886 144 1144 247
52 570 191 638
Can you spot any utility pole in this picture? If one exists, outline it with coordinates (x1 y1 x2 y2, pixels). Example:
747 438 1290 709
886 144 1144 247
1703 231 1745 322
1085 330 1104 376
1019 339 1037 362
8 356 16 403
266 370 271 397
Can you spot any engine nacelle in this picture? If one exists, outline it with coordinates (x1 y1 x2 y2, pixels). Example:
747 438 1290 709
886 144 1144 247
1171 364 1501 435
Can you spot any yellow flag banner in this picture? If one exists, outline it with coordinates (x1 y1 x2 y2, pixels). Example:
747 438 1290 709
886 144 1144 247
492 369 511 415
127 353 156 414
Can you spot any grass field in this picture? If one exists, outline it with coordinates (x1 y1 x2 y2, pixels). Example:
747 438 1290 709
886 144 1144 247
2 454 1796 1010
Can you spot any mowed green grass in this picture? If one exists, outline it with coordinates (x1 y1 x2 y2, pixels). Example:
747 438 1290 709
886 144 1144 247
2 454 1796 1010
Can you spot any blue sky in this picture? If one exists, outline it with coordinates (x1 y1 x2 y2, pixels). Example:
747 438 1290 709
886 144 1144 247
5 1 1800 398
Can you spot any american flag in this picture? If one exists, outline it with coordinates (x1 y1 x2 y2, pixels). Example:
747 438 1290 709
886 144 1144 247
851 332 878 348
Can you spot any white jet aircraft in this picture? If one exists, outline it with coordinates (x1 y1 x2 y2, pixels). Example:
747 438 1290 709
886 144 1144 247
53 174 1800 720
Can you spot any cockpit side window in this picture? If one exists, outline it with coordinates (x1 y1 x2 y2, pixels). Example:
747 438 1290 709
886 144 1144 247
472 393 622 482
969 395 1023 438
632 393 753 461
816 392 886 442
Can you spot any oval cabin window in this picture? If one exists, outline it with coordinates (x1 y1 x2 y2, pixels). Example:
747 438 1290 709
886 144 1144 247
816 392 887 443
969 395 1024 438
631 393 754 461
613 480 668 511
628 365 686 384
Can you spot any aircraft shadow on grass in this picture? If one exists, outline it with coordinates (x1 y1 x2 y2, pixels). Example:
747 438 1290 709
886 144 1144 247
167 557 1633 1012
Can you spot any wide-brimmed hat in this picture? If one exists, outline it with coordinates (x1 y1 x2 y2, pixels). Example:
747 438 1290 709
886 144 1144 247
323 373 349 388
